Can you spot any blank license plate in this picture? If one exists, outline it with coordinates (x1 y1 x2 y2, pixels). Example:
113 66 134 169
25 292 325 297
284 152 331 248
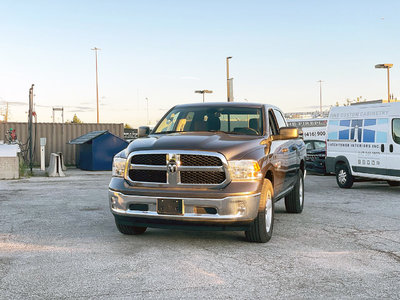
157 199 184 215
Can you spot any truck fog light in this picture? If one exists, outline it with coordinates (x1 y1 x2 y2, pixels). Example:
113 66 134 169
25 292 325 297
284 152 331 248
237 201 246 214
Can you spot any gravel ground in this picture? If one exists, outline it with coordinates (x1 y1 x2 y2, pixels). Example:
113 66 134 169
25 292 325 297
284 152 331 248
0 169 399 299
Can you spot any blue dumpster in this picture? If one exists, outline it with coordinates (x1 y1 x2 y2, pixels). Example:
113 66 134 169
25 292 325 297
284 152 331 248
68 130 128 171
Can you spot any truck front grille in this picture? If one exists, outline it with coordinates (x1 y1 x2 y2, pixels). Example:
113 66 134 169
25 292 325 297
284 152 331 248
127 151 229 187
180 171 226 184
180 155 222 166
129 169 167 183
131 154 166 165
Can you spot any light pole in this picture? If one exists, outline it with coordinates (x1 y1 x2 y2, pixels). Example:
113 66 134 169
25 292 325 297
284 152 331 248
317 80 324 115
145 97 149 125
375 63 393 101
226 56 232 102
195 90 213 102
91 47 101 123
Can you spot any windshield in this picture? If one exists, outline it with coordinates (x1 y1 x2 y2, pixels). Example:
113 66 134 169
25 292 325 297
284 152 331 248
153 106 264 136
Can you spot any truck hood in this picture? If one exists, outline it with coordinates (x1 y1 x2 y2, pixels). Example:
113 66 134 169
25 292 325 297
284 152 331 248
126 132 264 161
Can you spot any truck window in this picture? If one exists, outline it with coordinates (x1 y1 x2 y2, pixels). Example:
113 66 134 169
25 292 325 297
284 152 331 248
393 119 400 144
314 141 326 149
153 106 263 135
268 110 279 136
273 109 287 129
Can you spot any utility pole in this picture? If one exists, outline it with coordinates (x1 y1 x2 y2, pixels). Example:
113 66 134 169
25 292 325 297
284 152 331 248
145 97 149 125
5 102 8 122
226 56 232 102
317 80 324 115
28 84 34 173
91 47 101 123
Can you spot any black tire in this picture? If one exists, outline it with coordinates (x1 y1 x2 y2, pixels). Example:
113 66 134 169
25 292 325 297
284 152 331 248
115 220 147 235
285 170 304 213
245 179 274 243
387 180 400 187
335 163 354 189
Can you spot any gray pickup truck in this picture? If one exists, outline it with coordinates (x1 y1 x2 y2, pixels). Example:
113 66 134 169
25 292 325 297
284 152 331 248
109 102 306 243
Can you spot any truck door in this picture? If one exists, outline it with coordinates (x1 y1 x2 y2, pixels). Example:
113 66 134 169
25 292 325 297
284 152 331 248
388 118 400 177
268 109 293 195
273 109 299 189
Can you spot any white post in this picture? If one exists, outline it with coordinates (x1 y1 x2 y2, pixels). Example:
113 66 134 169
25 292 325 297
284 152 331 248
40 138 47 171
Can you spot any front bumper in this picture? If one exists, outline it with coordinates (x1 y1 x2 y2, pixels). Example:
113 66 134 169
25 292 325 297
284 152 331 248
109 190 261 225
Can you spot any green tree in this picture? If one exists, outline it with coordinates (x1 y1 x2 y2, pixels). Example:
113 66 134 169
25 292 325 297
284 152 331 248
124 123 133 129
71 114 83 123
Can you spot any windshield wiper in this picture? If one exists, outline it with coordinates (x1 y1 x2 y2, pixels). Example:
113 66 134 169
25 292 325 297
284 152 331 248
153 131 180 134
207 130 242 135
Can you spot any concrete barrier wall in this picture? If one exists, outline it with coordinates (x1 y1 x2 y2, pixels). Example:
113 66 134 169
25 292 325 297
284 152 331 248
0 123 124 166
0 157 19 179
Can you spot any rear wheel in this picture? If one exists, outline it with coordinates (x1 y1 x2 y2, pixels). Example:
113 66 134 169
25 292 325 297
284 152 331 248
245 179 274 243
115 220 147 235
387 181 400 187
336 163 354 189
285 170 304 213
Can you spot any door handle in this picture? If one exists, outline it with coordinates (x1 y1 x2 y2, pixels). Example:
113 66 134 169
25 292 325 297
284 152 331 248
381 144 385 152
390 144 394 153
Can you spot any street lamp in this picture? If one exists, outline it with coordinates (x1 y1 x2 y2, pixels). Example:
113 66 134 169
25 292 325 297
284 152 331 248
226 56 232 102
375 63 393 101
317 80 324 115
91 47 101 123
195 90 213 102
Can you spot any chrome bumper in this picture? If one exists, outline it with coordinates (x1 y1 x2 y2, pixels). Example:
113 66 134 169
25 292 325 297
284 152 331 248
109 190 261 222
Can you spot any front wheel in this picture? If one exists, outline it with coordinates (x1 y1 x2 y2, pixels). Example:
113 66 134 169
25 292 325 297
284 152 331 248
336 164 354 189
245 179 274 243
115 220 147 235
285 170 304 213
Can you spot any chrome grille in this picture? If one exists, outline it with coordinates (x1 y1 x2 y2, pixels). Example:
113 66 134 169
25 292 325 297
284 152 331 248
126 151 229 188
306 154 325 161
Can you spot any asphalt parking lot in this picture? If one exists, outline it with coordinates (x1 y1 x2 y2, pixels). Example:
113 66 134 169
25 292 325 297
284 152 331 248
0 169 399 299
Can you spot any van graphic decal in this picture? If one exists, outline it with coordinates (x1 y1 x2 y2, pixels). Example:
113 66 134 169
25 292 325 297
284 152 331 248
328 118 389 143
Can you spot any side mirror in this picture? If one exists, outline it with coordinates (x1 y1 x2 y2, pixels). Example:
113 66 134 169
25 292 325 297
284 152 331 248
277 127 299 140
138 126 150 138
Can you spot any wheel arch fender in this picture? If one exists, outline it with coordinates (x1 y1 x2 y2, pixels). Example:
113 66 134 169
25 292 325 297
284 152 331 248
334 156 352 175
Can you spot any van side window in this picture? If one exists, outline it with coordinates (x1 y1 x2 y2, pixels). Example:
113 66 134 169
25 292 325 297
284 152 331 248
273 109 287 129
393 119 400 144
268 110 279 136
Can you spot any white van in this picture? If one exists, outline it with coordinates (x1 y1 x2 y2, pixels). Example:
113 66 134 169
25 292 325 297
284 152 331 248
326 101 400 188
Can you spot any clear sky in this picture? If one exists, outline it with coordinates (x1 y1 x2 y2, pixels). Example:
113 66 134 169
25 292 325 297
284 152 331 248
1 0 399 126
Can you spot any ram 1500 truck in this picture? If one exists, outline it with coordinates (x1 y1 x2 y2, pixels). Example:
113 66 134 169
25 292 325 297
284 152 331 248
109 102 306 243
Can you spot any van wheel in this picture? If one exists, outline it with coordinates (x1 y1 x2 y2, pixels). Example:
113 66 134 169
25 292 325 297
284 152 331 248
245 179 274 243
336 164 354 188
115 221 147 235
387 181 400 187
285 170 304 213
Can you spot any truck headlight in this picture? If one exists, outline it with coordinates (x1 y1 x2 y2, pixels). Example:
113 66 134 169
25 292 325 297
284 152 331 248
228 160 262 181
112 157 127 177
